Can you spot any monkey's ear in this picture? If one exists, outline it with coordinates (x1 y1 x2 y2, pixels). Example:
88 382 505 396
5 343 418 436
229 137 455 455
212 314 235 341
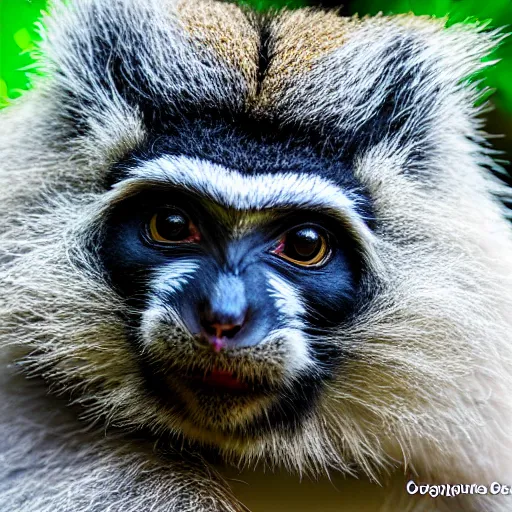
34 0 256 155
261 14 503 172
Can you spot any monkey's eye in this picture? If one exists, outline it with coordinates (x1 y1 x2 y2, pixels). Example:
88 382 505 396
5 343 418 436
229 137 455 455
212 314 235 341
147 209 200 244
272 227 330 267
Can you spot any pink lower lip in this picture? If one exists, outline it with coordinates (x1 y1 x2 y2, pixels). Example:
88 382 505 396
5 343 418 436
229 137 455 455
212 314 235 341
201 369 248 390
211 337 226 352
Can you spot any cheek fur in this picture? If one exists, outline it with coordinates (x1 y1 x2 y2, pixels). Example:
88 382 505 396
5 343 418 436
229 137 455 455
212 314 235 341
265 271 314 375
151 261 201 296
140 261 201 347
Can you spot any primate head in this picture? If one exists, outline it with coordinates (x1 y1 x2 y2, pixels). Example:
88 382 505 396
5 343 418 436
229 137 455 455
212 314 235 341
1 0 511 478
99 147 376 440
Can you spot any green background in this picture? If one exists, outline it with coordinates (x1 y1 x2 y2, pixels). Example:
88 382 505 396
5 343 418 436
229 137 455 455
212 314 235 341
1 0 511 176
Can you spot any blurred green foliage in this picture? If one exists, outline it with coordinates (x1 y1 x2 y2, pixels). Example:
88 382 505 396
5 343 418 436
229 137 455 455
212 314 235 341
0 0 511 112
352 0 512 113
237 0 307 9
0 0 46 106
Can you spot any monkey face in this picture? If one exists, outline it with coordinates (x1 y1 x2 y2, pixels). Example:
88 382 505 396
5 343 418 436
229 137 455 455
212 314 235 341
97 153 372 441
4 0 511 484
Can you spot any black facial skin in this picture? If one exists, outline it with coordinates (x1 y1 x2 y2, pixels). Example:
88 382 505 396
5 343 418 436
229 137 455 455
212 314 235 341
98 185 363 434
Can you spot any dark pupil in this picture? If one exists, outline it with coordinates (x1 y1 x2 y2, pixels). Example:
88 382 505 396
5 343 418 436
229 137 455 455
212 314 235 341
286 228 321 260
157 213 189 240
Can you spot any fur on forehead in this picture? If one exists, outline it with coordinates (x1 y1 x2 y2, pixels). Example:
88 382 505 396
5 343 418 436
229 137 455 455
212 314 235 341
201 203 276 239
36 0 501 172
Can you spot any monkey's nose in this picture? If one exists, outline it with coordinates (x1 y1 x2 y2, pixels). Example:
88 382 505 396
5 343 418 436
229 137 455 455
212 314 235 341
198 274 248 351
199 310 248 352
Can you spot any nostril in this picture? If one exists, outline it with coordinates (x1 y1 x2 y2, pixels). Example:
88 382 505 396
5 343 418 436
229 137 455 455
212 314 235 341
202 322 217 337
221 324 242 339
201 322 244 340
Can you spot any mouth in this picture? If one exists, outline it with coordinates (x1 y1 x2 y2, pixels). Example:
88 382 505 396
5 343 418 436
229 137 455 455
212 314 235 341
181 366 273 397
200 368 249 390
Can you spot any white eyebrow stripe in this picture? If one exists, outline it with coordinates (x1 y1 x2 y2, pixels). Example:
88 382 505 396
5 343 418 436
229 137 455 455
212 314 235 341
111 155 383 273
129 155 359 213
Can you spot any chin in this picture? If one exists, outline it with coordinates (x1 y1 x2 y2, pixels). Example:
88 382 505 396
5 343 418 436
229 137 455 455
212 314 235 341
136 326 326 449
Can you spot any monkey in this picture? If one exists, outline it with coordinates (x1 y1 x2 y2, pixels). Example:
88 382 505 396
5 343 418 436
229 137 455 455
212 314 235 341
0 0 511 510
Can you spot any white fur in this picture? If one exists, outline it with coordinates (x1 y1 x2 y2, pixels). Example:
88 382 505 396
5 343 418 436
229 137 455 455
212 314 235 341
266 272 312 375
0 1 511 511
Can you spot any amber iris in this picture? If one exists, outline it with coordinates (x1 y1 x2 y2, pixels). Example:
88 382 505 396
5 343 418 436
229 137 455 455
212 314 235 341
273 227 329 267
148 210 200 243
